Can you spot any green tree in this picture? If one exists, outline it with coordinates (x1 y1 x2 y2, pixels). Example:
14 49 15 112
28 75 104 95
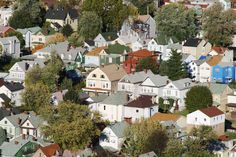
229 81 236 89
42 102 100 151
82 0 135 31
129 0 156 16
136 57 159 74
185 86 213 112
155 3 198 42
123 120 168 156
22 82 51 113
61 78 73 90
6 31 25 48
68 32 83 47
78 11 102 39
64 89 81 104
160 50 187 80
202 2 236 47
164 138 184 157
8 10 34 29
61 24 73 37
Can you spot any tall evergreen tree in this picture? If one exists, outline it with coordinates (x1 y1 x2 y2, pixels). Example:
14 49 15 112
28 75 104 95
136 57 159 74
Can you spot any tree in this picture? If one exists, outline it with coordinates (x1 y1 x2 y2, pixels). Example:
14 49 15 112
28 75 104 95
61 77 73 90
136 57 159 74
185 86 213 112
64 89 81 104
159 50 187 80
6 31 25 48
78 11 102 39
9 0 45 29
123 120 168 156
42 102 100 151
229 81 236 89
164 138 184 157
155 3 198 42
202 2 236 47
129 0 156 16
22 82 51 113
46 33 65 45
82 0 135 31
68 32 83 47
61 24 73 37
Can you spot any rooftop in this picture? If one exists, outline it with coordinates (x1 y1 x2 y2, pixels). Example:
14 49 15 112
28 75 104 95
199 106 224 117
99 64 127 81
128 49 155 58
125 95 156 108
183 38 202 47
150 113 181 122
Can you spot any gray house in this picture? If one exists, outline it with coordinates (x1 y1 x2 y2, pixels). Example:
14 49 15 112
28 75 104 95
0 36 21 58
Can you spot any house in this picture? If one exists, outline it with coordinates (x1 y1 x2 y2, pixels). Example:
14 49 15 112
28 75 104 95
33 144 61 157
199 55 223 83
35 41 86 67
123 49 157 74
0 126 6 145
99 121 129 152
162 78 196 111
51 90 68 105
45 7 78 31
182 54 196 65
209 47 234 62
0 107 20 121
20 114 44 138
83 64 126 95
0 93 11 107
31 29 56 46
95 91 130 122
202 83 233 112
0 26 15 37
94 32 118 47
151 112 187 131
84 40 95 51
188 60 205 82
84 47 107 68
0 112 30 139
182 38 212 58
17 26 41 48
88 94 109 111
212 62 235 84
118 70 155 97
187 106 225 136
0 6 13 26
138 74 169 97
0 134 50 157
135 15 156 39
226 91 236 112
0 36 21 58
124 95 158 122
0 82 24 106
5 60 45 82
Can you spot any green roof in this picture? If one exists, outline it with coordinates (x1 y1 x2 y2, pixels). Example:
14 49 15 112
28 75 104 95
105 43 131 54
101 32 118 41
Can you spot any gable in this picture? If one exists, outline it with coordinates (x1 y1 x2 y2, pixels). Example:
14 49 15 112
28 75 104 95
87 68 109 81
9 63 24 72
94 34 106 42
164 82 178 90
140 78 156 87
0 117 14 127
21 119 34 128
187 110 209 120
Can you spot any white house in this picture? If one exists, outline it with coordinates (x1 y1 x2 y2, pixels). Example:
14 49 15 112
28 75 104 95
96 91 130 122
83 64 126 95
0 82 24 106
0 7 13 26
186 106 225 136
0 113 29 139
0 36 21 58
17 27 41 48
118 70 155 97
99 121 129 152
124 95 158 122
226 91 236 112
188 60 205 82
0 93 10 107
84 47 107 68
162 78 196 111
131 41 143 51
94 33 118 47
5 60 45 82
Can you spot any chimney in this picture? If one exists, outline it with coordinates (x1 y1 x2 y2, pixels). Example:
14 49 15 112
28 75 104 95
126 94 130 102
67 43 71 51
144 69 147 73
17 118 22 124
25 62 29 70
22 134 26 139
14 141 19 145
124 117 132 124
166 80 169 85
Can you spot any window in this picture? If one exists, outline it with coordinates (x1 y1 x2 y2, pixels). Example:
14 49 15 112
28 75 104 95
106 83 108 88
136 110 139 113
104 106 106 110
92 74 96 78
204 118 206 121
39 38 42 42
27 123 29 126
4 121 7 124
122 84 125 90
101 75 105 78
195 117 197 121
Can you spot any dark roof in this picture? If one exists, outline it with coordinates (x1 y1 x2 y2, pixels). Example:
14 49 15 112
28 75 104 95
3 82 24 92
183 38 202 47
0 108 11 121
45 7 78 20
51 22 62 29
200 106 224 117
101 32 118 41
125 95 156 108
0 94 10 102
85 40 95 46
227 103 236 107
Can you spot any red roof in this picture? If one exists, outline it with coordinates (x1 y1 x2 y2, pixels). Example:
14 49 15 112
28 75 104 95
123 58 138 65
125 95 155 108
128 49 154 58
200 106 224 118
41 144 60 157
212 47 227 54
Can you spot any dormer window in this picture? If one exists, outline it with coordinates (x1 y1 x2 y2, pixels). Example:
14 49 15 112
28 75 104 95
92 74 96 78
101 75 105 78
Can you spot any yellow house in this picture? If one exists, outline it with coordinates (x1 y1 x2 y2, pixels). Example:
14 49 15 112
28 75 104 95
45 7 78 31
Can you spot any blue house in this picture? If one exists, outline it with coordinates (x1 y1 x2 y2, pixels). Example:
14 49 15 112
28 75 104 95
212 62 235 84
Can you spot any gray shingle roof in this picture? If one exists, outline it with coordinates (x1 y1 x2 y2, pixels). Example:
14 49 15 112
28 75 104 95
90 94 109 103
192 60 205 66
109 121 129 138
45 7 78 20
171 78 196 90
17 26 41 35
146 75 169 87
102 91 129 105
119 70 154 84
0 36 20 45
0 93 10 102
3 82 24 92
201 83 230 95
16 60 45 72
4 113 29 127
